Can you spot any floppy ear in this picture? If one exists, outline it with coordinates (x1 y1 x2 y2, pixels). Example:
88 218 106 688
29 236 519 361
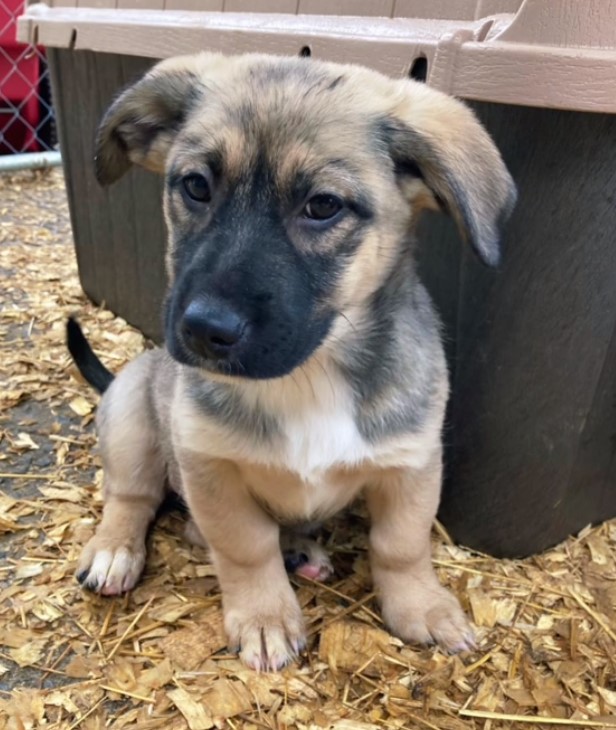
381 82 517 267
94 58 206 185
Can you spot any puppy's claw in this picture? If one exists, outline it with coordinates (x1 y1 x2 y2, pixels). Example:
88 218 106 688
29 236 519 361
242 649 293 673
239 628 299 672
382 581 474 655
463 630 477 650
226 593 305 672
267 652 290 673
76 569 89 585
448 638 475 654
291 637 305 656
76 540 145 597
434 627 476 655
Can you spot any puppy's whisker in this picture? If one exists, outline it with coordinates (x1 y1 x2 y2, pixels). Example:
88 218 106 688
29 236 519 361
312 355 337 405
289 369 303 396
306 366 319 402
336 311 358 336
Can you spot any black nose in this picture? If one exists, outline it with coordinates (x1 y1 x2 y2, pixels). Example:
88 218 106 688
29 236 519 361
181 298 246 360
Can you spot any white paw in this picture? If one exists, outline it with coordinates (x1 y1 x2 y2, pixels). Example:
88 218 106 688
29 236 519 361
77 537 145 596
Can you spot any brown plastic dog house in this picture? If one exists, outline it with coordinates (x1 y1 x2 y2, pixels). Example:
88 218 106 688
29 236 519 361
18 0 616 557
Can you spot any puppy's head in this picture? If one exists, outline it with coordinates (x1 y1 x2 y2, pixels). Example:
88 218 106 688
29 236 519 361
96 53 516 379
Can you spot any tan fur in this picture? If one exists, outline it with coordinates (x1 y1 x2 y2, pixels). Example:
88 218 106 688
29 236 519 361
78 52 516 671
77 355 166 595
366 453 472 650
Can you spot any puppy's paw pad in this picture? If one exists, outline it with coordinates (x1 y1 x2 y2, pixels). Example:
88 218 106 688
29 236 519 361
283 538 333 581
77 538 145 596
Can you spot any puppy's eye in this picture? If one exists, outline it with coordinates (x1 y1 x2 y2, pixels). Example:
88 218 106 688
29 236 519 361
182 174 212 203
303 194 343 221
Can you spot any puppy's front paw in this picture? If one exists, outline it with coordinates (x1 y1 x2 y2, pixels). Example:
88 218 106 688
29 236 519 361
76 535 146 596
382 581 475 654
224 589 305 671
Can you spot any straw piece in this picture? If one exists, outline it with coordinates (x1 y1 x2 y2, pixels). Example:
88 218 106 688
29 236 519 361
459 709 616 727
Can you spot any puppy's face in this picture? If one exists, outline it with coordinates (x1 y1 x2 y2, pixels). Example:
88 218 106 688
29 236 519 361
162 79 387 379
95 53 516 379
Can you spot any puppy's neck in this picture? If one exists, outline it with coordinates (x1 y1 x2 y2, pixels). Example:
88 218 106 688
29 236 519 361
234 349 346 416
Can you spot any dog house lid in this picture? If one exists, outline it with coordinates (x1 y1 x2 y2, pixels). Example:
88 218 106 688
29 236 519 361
17 0 616 113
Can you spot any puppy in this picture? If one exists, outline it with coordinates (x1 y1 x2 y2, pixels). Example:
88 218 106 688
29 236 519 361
68 52 516 671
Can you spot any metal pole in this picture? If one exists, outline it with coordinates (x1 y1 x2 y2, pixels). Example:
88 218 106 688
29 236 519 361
0 150 62 172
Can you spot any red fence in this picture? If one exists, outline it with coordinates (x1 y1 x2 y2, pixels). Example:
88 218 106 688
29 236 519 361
0 0 54 154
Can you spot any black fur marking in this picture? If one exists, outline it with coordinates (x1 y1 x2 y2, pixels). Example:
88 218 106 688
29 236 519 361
394 158 424 180
66 318 114 395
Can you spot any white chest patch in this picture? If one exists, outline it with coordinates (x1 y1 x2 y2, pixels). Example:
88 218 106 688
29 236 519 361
217 359 375 481
177 357 439 511
278 379 371 481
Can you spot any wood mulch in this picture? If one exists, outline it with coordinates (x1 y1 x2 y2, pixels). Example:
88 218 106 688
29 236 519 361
1 169 615 729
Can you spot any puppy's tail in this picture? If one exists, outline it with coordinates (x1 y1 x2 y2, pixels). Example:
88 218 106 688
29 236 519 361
66 317 114 395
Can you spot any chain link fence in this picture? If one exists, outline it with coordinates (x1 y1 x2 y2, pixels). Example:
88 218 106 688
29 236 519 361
0 0 56 157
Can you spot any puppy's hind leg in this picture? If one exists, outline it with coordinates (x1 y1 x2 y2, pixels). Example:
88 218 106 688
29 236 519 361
281 528 333 581
77 357 165 596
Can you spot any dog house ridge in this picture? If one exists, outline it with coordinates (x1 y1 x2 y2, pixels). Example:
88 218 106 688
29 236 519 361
17 0 616 113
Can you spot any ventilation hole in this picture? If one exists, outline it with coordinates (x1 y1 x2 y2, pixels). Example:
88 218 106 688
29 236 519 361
69 28 77 50
299 46 311 58
476 19 494 42
409 56 428 82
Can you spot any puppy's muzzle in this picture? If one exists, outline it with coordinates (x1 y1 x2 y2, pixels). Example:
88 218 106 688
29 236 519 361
181 297 247 361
